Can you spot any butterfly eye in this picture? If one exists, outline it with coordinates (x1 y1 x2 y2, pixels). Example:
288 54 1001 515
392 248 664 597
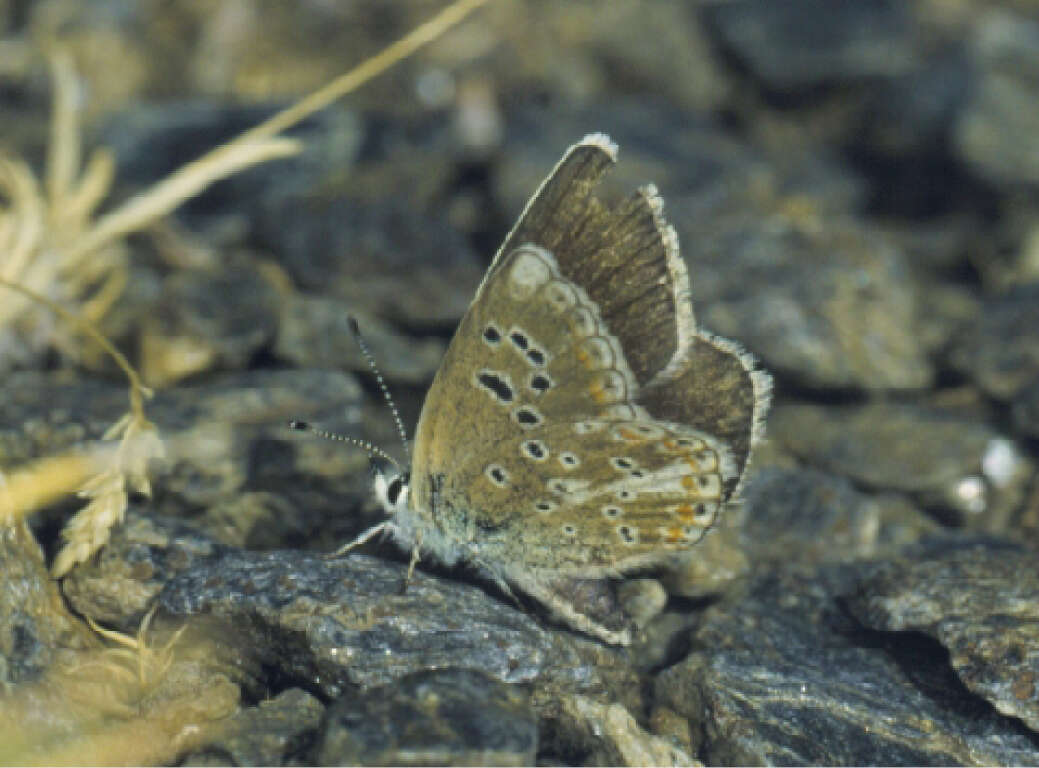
387 476 405 505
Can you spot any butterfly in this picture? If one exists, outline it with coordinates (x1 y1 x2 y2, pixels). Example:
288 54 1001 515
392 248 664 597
329 134 770 646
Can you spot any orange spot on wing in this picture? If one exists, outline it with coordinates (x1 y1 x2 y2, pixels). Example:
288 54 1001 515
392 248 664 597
665 526 685 543
618 427 642 442
589 380 608 403
681 475 697 491
675 504 696 523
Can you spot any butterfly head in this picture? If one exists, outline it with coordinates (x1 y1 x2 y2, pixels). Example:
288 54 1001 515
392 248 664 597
372 458 410 515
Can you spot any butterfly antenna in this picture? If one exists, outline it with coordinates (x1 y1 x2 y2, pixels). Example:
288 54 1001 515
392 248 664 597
347 316 411 461
288 420 401 471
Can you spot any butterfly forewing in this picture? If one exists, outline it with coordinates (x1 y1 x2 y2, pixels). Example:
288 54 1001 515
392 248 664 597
486 134 693 387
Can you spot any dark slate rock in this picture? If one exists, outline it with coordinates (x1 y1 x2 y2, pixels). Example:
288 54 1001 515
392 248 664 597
702 0 917 92
316 668 536 767
273 296 445 384
61 509 231 626
156 547 638 703
738 466 937 565
769 402 1032 526
655 566 1039 766
140 262 281 386
0 524 91 686
498 100 867 222
0 371 128 464
859 47 971 162
183 687 324 767
148 369 368 538
258 192 484 328
951 283 1039 403
846 536 1039 733
98 98 481 329
496 102 759 216
674 194 932 391
954 11 1039 186
1013 379 1039 438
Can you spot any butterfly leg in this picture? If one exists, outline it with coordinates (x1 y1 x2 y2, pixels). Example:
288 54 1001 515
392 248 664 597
326 521 391 559
399 529 423 594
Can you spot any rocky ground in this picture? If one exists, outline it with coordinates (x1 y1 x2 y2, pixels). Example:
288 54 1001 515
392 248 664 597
2 1 1039 765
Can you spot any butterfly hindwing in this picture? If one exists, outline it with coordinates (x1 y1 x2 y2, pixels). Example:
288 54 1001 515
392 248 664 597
451 417 735 573
643 332 772 498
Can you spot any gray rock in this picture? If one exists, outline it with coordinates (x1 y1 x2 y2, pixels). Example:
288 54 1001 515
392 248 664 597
274 296 445 384
140 262 281 386
655 566 1039 765
1013 379 1039 438
0 371 128 465
61 509 230 626
951 283 1039 403
703 0 917 92
255 192 484 328
156 546 639 702
859 48 971 162
769 402 1032 526
0 524 91 687
954 11 1039 186
317 668 536 767
183 688 324 767
738 466 937 565
847 537 1039 733
675 196 932 391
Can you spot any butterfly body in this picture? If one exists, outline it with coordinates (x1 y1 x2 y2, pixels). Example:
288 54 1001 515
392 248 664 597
363 134 770 646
